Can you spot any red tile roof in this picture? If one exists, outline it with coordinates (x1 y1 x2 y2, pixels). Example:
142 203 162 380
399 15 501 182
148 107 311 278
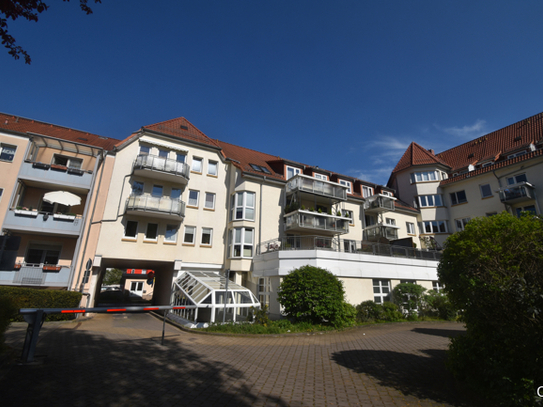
142 117 221 148
391 142 450 174
0 112 118 150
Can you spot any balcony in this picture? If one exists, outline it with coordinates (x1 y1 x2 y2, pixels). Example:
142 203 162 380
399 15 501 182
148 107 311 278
0 265 72 288
363 224 400 241
286 175 347 202
3 209 83 236
126 194 185 220
284 210 349 236
18 160 94 189
363 194 396 213
498 182 536 204
133 154 190 184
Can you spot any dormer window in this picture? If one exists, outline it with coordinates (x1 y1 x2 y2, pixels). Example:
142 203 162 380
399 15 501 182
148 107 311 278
339 179 352 194
362 185 373 198
507 150 526 159
481 161 494 168
286 166 301 180
314 173 328 181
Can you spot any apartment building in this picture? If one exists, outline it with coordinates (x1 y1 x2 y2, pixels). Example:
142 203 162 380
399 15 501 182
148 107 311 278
388 111 543 248
0 113 117 294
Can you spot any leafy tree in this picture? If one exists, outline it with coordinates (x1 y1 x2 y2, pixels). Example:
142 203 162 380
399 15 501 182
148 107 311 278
277 265 355 328
102 268 123 286
1 0 101 64
392 282 426 316
438 212 543 406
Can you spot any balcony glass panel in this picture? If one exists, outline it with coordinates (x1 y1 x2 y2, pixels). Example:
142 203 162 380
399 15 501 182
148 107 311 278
133 154 190 180
286 175 347 201
284 210 349 234
498 183 535 204
364 195 396 212
126 195 185 217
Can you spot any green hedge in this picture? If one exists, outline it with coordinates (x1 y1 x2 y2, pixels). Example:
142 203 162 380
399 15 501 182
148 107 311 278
0 287 82 322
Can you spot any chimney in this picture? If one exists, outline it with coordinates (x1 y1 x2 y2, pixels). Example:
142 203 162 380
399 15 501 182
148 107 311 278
428 149 435 155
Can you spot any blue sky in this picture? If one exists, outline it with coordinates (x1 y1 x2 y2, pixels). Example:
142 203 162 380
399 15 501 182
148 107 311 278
2 1 543 185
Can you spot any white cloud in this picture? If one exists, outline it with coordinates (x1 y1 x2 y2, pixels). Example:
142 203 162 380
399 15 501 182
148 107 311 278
436 119 487 140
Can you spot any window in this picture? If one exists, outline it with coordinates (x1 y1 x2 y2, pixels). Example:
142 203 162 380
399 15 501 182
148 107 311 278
183 226 196 244
208 160 218 176
0 188 3 202
25 244 61 265
314 173 328 180
124 220 138 238
450 190 467 205
201 228 212 246
411 171 438 183
164 224 178 243
342 209 354 224
130 281 143 293
481 161 494 168
176 153 186 163
230 227 254 258
480 184 492 198
158 149 168 159
362 185 373 198
152 185 163 197
191 157 202 173
373 279 391 304
365 214 376 227
406 222 415 235
0 144 16 162
382 191 393 197
132 181 144 195
53 155 82 169
507 173 527 185
231 191 255 221
188 190 199 207
339 180 352 194
455 217 471 231
145 223 158 240
343 239 356 253
385 218 396 226
486 212 498 217
286 166 301 180
423 220 448 234
516 205 536 217
139 145 150 155
171 188 181 200
432 281 444 292
418 195 443 207
507 151 527 159
258 277 271 306
204 192 215 210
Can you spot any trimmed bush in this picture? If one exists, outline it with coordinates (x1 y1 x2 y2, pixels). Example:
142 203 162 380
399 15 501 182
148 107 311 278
423 290 456 321
392 282 426 316
356 300 382 322
0 287 83 322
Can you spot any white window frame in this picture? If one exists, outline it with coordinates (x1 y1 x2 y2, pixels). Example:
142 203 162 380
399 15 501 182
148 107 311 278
362 185 373 198
286 166 301 180
506 173 527 185
232 191 255 221
480 184 492 198
188 190 199 207
423 220 448 234
406 222 415 235
339 180 352 194
191 157 203 173
314 173 328 180
455 217 471 231
507 151 527 159
201 227 213 246
204 192 216 210
418 194 443 207
373 279 391 304
342 209 354 225
411 171 438 183
230 227 254 258
450 190 467 205
139 145 150 155
382 191 393 197
207 160 218 176
258 277 271 306
385 218 396 226
52 154 83 169
183 226 196 244
164 224 178 243
124 220 139 239
144 223 159 241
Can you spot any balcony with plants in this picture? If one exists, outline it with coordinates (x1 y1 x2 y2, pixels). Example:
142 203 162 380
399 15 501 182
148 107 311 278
498 182 536 204
125 194 186 220
133 154 190 184
363 194 396 213
0 263 72 287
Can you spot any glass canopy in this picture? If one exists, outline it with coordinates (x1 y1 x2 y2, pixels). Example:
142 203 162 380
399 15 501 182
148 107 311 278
170 271 261 326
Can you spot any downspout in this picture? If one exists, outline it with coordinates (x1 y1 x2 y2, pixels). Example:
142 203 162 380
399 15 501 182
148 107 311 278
259 180 263 250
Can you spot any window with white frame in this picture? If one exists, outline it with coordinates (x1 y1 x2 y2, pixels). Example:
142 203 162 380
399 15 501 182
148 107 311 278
480 184 492 198
230 227 254 258
201 228 212 246
286 166 301 180
258 277 271 306
124 221 138 238
406 222 415 235
339 180 352 194
506 173 527 185
423 220 448 234
145 223 158 241
342 209 354 224
432 281 444 292
314 173 328 180
0 144 16 162
231 191 255 221
385 218 396 226
139 145 150 155
507 151 527 159
382 191 393 197
158 149 168 159
411 171 438 183
455 217 471 231
191 157 202 173
204 192 215 210
164 224 178 243
450 190 467 205
373 279 391 304
188 190 199 207
362 185 373 198
53 155 82 169
132 181 144 195
418 194 443 207
207 160 218 176
183 226 196 244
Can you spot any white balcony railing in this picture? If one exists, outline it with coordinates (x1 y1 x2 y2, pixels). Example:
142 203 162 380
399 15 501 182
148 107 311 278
126 195 185 219
286 175 347 201
133 155 190 181
284 210 349 235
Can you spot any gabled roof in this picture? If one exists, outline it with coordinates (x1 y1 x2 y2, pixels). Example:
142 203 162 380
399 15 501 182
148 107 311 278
391 142 450 174
0 112 118 150
436 112 543 172
142 117 221 149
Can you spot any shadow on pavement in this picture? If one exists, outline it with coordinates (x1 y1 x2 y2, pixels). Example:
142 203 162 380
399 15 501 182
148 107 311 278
2 325 288 407
411 327 466 338
331 348 485 407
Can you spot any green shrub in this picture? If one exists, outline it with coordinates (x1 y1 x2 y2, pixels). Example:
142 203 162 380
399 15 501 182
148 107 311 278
439 212 543 406
356 300 382 322
392 282 426 315
277 265 355 328
380 301 404 322
251 305 270 326
0 286 83 322
423 290 457 320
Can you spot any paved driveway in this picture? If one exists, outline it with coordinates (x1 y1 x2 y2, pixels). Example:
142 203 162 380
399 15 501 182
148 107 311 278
1 314 481 407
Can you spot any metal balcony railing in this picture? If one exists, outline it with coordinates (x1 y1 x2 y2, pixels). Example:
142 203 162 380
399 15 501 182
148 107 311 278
363 195 396 212
126 195 185 217
286 175 347 201
133 154 190 181
498 182 535 204
284 210 349 234
363 224 399 241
